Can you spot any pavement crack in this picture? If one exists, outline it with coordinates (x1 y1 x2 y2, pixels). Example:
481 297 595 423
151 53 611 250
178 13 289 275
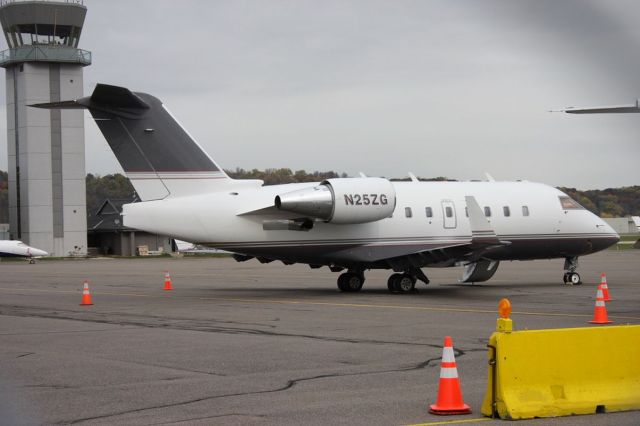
0 306 441 348
63 356 451 424
16 352 35 358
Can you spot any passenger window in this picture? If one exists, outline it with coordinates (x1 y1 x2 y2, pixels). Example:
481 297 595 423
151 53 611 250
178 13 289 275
425 207 433 218
484 206 491 217
522 206 530 216
503 206 510 217
405 207 412 218
465 207 468 217
445 206 453 218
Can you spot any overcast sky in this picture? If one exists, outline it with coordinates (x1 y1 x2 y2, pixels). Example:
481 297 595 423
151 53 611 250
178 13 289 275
1 0 639 189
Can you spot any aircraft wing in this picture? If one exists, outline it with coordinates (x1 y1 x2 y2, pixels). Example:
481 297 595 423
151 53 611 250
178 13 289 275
383 196 510 271
558 99 640 114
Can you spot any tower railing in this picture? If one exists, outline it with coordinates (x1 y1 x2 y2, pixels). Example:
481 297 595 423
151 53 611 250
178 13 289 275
0 0 83 6
0 44 91 67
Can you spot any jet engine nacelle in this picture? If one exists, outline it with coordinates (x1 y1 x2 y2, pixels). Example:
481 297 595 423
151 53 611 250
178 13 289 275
274 178 396 224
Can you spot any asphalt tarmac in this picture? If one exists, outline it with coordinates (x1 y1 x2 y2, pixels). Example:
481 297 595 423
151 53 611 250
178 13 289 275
0 250 638 425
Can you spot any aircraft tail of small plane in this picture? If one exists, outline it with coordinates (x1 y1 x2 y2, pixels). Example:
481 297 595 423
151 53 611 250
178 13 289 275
32 84 238 201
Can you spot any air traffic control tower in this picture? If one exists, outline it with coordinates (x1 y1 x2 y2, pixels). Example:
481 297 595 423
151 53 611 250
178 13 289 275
0 0 90 256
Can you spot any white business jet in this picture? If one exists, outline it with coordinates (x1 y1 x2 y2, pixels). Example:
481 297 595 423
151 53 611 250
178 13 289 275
556 99 640 114
0 240 48 263
33 84 619 293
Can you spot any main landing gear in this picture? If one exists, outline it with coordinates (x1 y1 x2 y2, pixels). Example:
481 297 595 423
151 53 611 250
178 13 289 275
563 257 582 285
337 271 365 292
387 273 417 294
335 269 428 294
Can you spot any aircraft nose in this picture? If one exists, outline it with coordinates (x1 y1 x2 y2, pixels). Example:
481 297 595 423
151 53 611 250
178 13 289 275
597 218 620 239
593 217 620 250
33 249 49 257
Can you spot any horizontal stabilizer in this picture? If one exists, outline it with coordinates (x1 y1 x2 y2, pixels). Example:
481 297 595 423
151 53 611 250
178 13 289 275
29 99 86 110
31 84 150 117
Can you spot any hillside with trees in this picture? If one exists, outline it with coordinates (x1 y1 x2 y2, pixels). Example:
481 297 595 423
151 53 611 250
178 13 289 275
0 170 638 221
558 186 640 218
85 173 136 215
226 168 347 185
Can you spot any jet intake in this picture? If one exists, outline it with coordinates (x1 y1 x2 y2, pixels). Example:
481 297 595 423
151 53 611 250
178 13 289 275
275 178 396 224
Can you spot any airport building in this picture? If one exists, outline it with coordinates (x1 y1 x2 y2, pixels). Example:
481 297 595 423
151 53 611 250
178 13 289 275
87 197 173 257
0 0 90 256
603 216 640 236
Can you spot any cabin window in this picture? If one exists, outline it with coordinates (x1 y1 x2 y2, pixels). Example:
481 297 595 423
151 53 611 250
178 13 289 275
559 196 584 210
522 206 530 216
484 206 491 217
465 207 469 217
445 206 453 218
425 207 433 218
503 206 510 217
405 207 412 218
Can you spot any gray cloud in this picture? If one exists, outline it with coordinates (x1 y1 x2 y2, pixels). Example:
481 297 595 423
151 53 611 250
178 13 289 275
1 0 638 189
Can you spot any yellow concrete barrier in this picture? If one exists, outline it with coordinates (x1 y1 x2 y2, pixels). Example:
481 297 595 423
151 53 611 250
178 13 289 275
482 324 640 419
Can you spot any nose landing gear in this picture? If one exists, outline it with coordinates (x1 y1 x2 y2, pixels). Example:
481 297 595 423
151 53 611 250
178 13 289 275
563 257 582 285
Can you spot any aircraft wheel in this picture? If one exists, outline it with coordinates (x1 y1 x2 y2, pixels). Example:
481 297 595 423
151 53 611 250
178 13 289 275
387 273 402 293
566 272 582 285
396 274 416 293
337 273 349 292
338 272 364 292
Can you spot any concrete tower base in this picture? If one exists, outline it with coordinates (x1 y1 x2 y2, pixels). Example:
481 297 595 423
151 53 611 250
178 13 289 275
6 62 87 256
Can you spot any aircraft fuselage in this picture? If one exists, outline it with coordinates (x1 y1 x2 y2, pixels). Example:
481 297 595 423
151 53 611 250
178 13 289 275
124 180 618 269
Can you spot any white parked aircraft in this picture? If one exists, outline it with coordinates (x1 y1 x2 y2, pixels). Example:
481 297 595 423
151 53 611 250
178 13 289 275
34 84 620 292
554 99 640 114
0 240 48 263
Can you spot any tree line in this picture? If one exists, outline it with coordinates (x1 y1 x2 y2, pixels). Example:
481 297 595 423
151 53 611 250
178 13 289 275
558 186 640 218
0 170 638 221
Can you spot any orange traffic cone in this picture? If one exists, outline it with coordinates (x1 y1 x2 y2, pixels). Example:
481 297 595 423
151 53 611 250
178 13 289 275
80 280 93 306
589 285 612 324
163 271 173 291
600 273 612 301
429 336 472 415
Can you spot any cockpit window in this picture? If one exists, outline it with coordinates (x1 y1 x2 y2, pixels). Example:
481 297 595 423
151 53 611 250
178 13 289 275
559 196 584 210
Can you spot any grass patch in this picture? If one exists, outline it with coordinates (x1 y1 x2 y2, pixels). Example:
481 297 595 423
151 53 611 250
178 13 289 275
609 234 639 250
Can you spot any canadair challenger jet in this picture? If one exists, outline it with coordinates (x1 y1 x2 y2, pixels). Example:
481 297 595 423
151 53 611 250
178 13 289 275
33 84 620 293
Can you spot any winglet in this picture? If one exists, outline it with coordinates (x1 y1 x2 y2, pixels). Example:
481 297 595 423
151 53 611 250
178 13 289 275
465 196 500 245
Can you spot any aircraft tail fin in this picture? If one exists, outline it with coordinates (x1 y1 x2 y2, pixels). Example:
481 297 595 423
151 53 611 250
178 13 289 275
32 84 231 200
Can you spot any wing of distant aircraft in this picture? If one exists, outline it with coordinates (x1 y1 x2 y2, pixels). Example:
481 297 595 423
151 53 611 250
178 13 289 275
557 99 640 114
